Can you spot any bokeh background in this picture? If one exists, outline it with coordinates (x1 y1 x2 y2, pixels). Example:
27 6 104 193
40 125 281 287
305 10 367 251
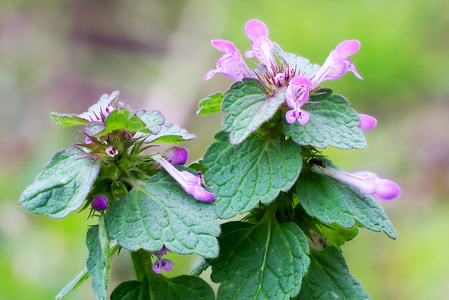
1 0 448 299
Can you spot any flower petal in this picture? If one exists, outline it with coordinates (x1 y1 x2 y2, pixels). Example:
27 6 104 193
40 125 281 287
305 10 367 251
211 40 237 52
372 179 400 201
297 110 310 125
152 258 163 274
204 69 217 81
335 40 361 57
245 19 269 41
161 258 174 272
358 114 377 131
289 76 313 87
285 110 297 124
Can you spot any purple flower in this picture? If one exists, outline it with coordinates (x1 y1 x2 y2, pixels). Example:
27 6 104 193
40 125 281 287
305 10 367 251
151 246 173 274
311 164 400 201
205 40 253 81
165 147 189 166
285 76 312 125
153 155 215 202
155 245 170 256
311 40 363 87
92 195 109 211
244 19 277 73
152 257 174 274
358 114 377 131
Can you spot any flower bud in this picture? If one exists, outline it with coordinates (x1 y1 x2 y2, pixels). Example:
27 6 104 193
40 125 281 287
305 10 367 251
106 146 118 157
121 131 132 141
165 147 188 166
92 195 108 211
311 165 400 201
358 114 377 131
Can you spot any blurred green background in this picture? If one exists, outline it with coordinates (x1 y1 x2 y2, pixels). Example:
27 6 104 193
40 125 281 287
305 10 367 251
1 0 448 299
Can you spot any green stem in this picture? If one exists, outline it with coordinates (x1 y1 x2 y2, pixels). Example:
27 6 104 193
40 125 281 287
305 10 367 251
130 249 154 282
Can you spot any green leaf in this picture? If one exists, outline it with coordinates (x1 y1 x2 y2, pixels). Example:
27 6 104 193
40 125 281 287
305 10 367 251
272 43 320 78
188 160 209 175
51 113 88 127
142 123 196 143
295 247 370 300
85 121 105 136
283 93 366 149
98 108 149 136
197 92 226 115
55 269 90 299
86 216 111 300
19 148 100 219
106 171 220 258
222 78 286 145
135 110 165 134
203 131 302 219
111 280 149 300
317 223 359 249
209 213 310 300
112 274 214 300
147 272 215 300
190 257 210 276
296 167 396 239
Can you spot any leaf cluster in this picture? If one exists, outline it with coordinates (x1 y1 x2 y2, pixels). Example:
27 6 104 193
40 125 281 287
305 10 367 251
196 71 395 298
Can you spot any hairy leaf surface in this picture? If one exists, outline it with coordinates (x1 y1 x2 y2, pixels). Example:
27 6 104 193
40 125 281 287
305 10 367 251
19 148 100 218
204 131 302 218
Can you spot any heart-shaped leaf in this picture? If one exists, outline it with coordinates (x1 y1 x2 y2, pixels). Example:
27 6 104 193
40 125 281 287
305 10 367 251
210 214 310 300
222 78 286 145
19 148 100 219
106 171 220 258
296 167 396 239
283 92 366 149
203 131 302 219
295 247 370 300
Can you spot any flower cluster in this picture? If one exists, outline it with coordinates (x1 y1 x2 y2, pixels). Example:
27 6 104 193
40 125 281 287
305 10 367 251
205 19 368 126
68 92 213 203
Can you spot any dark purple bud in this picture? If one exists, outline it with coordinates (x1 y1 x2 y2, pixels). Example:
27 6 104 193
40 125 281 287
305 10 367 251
92 195 108 211
121 131 132 141
165 147 188 166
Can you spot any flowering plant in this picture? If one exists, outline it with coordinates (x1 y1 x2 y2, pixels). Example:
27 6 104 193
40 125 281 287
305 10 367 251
20 19 399 299
199 19 399 299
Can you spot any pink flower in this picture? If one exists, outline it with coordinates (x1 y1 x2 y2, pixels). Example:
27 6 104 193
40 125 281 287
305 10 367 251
311 40 363 87
358 114 377 131
244 19 277 73
205 40 253 81
311 164 400 201
284 41 363 125
152 155 215 202
284 76 312 125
